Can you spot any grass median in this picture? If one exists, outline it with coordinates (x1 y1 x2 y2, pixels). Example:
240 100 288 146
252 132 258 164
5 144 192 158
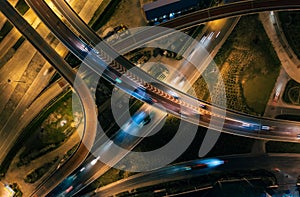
193 15 280 115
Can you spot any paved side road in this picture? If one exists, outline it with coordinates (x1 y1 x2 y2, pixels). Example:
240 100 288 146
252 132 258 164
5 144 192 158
259 12 300 83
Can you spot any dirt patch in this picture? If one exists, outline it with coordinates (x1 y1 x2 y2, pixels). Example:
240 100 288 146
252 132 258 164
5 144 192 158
98 0 148 37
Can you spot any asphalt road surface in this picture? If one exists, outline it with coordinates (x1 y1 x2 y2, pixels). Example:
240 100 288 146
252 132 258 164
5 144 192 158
29 0 300 142
0 1 97 196
3 0 300 195
95 154 300 196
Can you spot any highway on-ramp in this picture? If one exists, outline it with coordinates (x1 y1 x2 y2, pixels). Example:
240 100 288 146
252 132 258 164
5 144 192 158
26 0 300 142
35 1 300 195
3 0 300 195
111 0 300 53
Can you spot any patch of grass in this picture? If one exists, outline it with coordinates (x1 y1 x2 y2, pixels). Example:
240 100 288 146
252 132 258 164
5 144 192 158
189 75 211 102
266 141 300 153
213 38 234 66
0 90 69 177
233 15 280 115
15 0 29 15
207 133 254 156
0 90 77 174
132 115 181 152
88 0 112 26
131 113 253 163
55 143 79 172
24 156 59 183
17 144 57 167
90 0 122 31
0 21 13 42
194 15 280 115
48 72 63 86
18 91 80 166
81 168 136 194
12 36 25 50
62 143 78 161
174 128 254 163
92 168 122 187
64 52 81 68
243 72 279 114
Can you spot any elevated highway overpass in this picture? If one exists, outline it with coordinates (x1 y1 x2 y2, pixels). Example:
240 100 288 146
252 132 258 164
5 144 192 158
0 1 97 196
2 0 300 195
26 0 300 142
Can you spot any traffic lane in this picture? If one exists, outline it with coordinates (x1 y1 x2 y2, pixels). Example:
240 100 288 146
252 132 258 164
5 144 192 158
161 11 210 30
15 0 300 195
208 2 252 17
147 92 262 137
113 0 300 56
0 1 97 196
31 0 300 149
90 100 149 153
51 106 163 195
53 0 300 188
26 0 89 61
52 0 135 65
204 17 236 52
110 0 300 52
52 0 139 72
47 48 206 195
199 110 300 141
30 0 300 143
32 0 201 114
50 161 112 197
99 60 300 143
96 154 300 196
224 112 300 140
259 118 300 138
146 78 300 142
177 0 300 29
111 9 226 52
273 106 300 118
50 106 167 196
51 0 100 45
49 0 225 186
252 0 300 10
